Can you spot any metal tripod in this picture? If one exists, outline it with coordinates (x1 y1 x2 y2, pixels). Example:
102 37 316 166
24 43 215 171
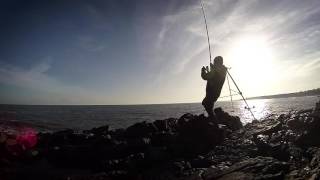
226 70 257 120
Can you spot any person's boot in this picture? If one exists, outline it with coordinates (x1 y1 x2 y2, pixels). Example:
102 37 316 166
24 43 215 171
205 107 217 122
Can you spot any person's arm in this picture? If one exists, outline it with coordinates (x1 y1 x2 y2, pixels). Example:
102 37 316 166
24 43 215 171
201 66 208 80
210 63 214 71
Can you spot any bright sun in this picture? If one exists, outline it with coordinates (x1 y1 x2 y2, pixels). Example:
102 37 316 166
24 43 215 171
227 35 275 84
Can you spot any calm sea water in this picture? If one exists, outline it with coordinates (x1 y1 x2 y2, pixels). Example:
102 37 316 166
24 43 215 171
0 96 319 132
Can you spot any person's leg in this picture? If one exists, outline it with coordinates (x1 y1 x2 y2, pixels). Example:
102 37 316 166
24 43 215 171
211 98 219 122
202 96 215 120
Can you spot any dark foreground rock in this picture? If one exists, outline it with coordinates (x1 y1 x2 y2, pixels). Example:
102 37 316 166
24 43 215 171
1 101 320 180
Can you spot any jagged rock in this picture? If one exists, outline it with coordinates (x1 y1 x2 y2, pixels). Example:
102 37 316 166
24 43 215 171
47 129 88 146
190 155 214 168
125 121 158 139
203 156 290 180
295 129 320 147
126 137 150 153
153 119 169 132
84 125 109 136
153 118 178 132
286 118 304 131
170 161 192 172
245 118 282 137
61 172 113 180
214 108 243 131
144 146 169 162
176 114 225 155
177 113 195 127
151 131 176 147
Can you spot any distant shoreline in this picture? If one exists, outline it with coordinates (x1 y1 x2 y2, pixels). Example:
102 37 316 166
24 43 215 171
247 88 320 100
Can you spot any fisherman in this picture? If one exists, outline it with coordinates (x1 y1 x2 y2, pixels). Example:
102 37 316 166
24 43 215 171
201 56 227 120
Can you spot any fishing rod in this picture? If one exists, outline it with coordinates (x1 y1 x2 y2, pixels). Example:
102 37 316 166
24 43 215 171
199 0 212 64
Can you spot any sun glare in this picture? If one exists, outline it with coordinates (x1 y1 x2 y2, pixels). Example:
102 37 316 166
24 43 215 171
227 35 275 83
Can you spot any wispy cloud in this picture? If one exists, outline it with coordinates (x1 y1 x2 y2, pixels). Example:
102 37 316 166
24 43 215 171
77 35 106 52
152 0 320 78
0 58 110 104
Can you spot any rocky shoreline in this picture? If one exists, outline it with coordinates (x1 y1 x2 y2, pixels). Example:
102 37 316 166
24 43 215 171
1 101 320 180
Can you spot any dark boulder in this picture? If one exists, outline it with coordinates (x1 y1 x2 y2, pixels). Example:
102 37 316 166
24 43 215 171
295 130 320 147
153 118 177 132
153 119 169 132
177 113 195 127
144 146 169 162
84 125 109 136
286 118 304 131
214 108 243 131
47 144 97 168
294 105 320 147
125 121 158 139
176 114 224 155
151 131 176 147
190 155 214 168
126 137 151 154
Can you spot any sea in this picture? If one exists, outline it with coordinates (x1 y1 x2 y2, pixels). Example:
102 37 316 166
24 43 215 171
0 96 319 132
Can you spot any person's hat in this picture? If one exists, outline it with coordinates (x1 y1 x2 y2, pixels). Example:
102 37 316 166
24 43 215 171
214 56 223 65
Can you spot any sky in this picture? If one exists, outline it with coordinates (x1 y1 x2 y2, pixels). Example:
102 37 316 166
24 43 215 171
0 0 320 105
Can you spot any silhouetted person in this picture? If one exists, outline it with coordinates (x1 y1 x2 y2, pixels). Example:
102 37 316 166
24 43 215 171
201 56 227 119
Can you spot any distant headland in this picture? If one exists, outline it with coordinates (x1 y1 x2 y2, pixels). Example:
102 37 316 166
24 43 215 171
247 88 320 100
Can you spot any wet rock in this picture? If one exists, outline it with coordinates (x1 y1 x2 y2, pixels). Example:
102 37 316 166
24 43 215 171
151 131 176 147
170 161 191 172
214 108 243 130
144 146 169 162
62 172 113 180
109 128 126 140
106 170 129 179
178 113 195 127
308 148 320 170
47 144 97 168
286 118 304 131
246 118 282 137
176 114 224 155
126 153 145 170
269 143 291 161
47 129 88 146
190 155 214 168
203 156 289 180
153 119 169 132
84 125 109 136
127 137 150 153
125 121 158 139
295 130 320 147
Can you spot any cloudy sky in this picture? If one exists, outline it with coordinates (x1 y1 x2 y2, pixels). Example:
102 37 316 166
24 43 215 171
0 0 320 105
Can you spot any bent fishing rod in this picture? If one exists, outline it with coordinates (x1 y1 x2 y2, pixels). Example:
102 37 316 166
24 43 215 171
199 0 212 64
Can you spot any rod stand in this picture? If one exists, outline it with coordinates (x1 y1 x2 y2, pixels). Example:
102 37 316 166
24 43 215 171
226 70 257 121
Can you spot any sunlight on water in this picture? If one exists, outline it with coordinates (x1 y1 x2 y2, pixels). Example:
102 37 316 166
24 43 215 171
240 99 270 123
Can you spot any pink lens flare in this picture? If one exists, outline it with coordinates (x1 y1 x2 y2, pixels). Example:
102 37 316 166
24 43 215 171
15 128 38 150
